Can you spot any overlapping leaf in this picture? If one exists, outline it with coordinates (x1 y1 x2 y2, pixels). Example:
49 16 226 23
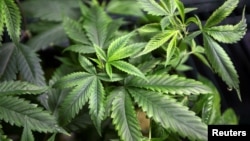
0 43 17 81
84 6 111 48
0 81 47 96
137 30 178 56
21 119 34 141
138 0 167 16
205 15 247 43
110 61 146 80
17 44 45 86
63 44 95 54
129 88 207 141
88 78 105 135
0 96 61 133
111 87 143 141
63 17 90 45
128 74 211 95
203 34 240 100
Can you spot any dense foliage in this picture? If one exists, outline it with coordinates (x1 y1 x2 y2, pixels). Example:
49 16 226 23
0 0 246 141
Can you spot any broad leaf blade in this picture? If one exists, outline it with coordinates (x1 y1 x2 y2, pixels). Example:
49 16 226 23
0 81 47 96
88 78 105 135
2 0 21 44
111 60 146 80
17 44 46 86
137 30 177 57
78 55 96 74
205 17 247 43
53 72 92 88
129 88 207 141
138 0 167 16
63 17 90 45
107 32 134 61
203 34 240 100
128 75 211 95
84 6 111 48
109 43 146 62
58 76 96 124
111 87 143 141
0 96 61 133
205 0 239 27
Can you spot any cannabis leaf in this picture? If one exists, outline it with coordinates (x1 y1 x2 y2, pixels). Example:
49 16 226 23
138 0 167 16
128 74 211 95
111 87 143 141
205 0 239 27
129 88 207 141
0 96 61 133
205 12 247 43
0 81 47 96
1 0 21 44
203 34 240 100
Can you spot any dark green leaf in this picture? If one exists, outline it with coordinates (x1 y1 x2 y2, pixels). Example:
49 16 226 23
203 34 240 100
129 88 207 141
63 44 95 54
128 74 211 95
0 96 61 133
0 81 47 96
111 87 143 141
21 119 34 141
63 17 90 45
0 43 17 81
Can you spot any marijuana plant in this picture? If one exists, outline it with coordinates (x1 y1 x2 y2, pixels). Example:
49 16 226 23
0 0 247 141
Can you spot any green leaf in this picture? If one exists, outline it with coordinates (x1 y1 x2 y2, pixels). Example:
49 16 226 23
111 60 146 80
138 0 167 16
111 87 143 141
109 43 146 62
88 78 105 135
137 30 177 57
63 17 90 45
129 88 207 141
78 55 96 74
0 43 17 81
203 34 240 100
21 0 79 21
0 96 61 133
105 63 112 79
2 0 21 44
97 73 125 82
84 6 111 48
17 44 46 86
216 108 238 125
47 134 57 141
94 45 107 61
107 0 144 17
21 118 34 141
137 23 161 34
160 0 176 15
174 0 185 21
27 24 67 51
128 74 211 95
63 44 95 54
107 32 134 61
56 74 96 124
53 72 92 88
0 81 47 96
205 17 247 43
205 0 239 27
